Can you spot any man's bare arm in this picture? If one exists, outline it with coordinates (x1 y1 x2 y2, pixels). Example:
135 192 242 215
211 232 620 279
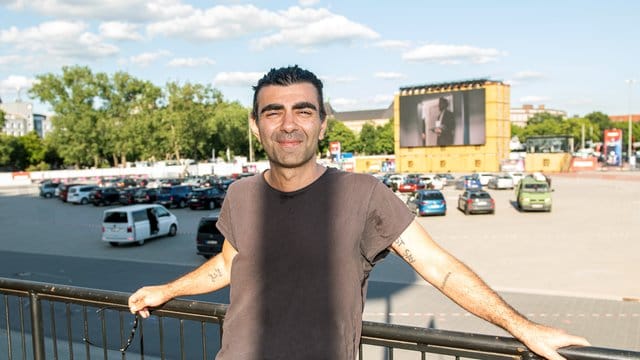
128 240 237 317
390 220 589 360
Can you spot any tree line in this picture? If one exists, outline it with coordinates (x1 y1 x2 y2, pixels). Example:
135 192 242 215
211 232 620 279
1 65 636 171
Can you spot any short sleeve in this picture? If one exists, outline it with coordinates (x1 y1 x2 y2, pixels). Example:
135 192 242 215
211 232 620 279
360 181 414 264
216 183 236 249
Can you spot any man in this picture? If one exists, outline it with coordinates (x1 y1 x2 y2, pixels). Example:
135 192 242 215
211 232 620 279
432 97 455 146
128 66 588 359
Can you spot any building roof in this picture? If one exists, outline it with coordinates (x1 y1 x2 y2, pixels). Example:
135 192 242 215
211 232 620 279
399 78 497 93
325 102 393 122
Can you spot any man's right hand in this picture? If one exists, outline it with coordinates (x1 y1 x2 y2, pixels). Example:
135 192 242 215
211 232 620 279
128 285 171 318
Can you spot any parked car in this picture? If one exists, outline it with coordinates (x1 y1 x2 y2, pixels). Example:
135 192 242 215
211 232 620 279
472 172 494 186
67 185 99 205
38 181 60 198
454 176 482 191
487 174 514 190
516 176 552 212
406 189 447 216
118 187 139 205
188 187 226 210
418 174 444 190
196 215 225 259
384 174 405 191
58 183 83 202
90 187 121 206
155 185 192 208
436 173 456 186
457 190 495 215
101 204 178 246
508 172 525 185
398 178 425 193
134 188 159 204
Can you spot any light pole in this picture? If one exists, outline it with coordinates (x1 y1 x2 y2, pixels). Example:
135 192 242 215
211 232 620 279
626 79 636 169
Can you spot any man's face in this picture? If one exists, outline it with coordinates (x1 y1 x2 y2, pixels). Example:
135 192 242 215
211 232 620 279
251 83 327 169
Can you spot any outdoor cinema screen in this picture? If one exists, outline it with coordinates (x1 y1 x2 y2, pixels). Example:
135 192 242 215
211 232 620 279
398 89 486 147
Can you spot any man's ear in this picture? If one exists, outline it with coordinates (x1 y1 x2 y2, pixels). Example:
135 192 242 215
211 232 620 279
318 119 328 140
250 117 261 142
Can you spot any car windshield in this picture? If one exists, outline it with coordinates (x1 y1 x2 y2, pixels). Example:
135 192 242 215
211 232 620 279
523 183 549 192
470 192 490 199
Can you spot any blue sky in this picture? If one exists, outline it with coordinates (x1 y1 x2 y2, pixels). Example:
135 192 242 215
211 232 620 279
0 0 638 117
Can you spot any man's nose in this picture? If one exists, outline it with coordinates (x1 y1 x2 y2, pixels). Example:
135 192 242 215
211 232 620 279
280 111 297 132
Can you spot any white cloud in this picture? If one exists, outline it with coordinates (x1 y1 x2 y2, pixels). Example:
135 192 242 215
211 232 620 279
402 44 506 64
298 0 320 6
519 95 551 103
167 57 216 67
252 10 379 50
330 97 359 109
0 75 36 93
147 4 276 41
99 22 143 41
129 50 171 66
1 0 187 21
374 72 405 80
0 54 23 66
0 21 119 59
213 71 264 87
373 40 411 50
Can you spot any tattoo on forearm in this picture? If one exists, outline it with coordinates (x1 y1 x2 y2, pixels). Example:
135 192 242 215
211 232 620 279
395 237 415 263
441 271 452 290
208 268 223 283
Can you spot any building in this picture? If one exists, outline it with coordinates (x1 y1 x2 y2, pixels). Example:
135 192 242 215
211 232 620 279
0 98 52 138
325 102 393 134
510 104 567 127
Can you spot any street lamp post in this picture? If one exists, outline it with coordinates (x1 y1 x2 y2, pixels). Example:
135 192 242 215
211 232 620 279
626 79 636 169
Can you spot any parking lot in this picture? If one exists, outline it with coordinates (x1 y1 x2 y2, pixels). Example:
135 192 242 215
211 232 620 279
0 172 639 351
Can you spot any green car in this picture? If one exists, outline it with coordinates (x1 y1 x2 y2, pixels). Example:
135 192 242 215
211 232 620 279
515 176 552 212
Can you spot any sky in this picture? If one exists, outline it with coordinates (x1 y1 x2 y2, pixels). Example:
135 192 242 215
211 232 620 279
0 0 639 117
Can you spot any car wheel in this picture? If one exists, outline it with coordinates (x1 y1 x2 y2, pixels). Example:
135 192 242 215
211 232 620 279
208 201 215 210
415 207 421 217
179 200 186 208
169 224 177 237
464 206 470 215
109 242 119 247
45 193 52 198
80 198 88 205
137 239 145 246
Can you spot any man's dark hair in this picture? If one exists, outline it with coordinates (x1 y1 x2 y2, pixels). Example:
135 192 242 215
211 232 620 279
252 65 327 121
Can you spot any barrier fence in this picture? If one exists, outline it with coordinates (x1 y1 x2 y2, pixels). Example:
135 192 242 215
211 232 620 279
1 277 639 360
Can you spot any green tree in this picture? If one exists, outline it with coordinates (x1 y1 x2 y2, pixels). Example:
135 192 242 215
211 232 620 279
18 131 46 167
320 119 357 156
358 122 378 155
0 109 5 129
376 119 395 155
0 134 27 170
29 65 104 168
209 102 254 160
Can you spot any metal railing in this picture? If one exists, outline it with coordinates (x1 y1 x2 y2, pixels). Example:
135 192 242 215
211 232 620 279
1 277 639 360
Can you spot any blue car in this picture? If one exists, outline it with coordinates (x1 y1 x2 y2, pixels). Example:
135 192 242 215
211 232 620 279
406 190 447 216
454 175 482 191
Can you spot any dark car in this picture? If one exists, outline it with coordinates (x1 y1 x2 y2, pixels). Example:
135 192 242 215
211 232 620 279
38 181 60 198
134 188 159 204
457 190 495 215
188 187 226 210
156 185 192 208
118 187 139 205
196 215 225 259
406 189 447 216
90 187 121 206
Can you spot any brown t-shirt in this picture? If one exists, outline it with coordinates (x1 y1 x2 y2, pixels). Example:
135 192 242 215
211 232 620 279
216 168 414 359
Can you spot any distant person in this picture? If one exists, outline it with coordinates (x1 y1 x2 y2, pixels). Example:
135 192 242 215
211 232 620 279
433 97 455 145
128 66 589 359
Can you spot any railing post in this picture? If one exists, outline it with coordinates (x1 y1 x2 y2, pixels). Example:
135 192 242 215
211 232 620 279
29 291 46 360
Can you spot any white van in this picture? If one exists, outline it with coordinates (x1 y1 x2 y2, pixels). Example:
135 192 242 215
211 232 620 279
101 204 178 246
